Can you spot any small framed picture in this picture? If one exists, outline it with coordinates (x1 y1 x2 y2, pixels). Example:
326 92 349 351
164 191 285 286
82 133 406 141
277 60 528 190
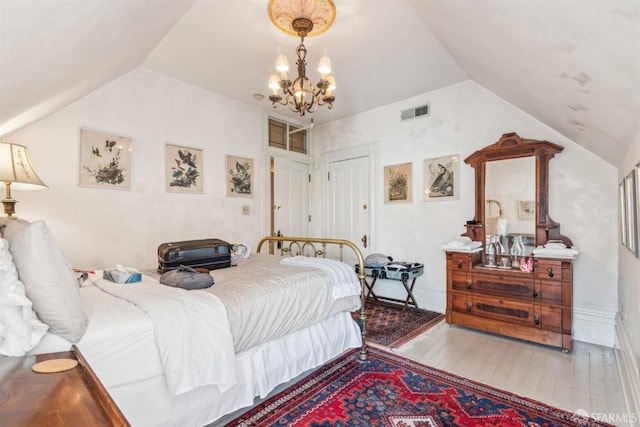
518 200 536 221
79 128 132 190
624 171 638 256
384 162 412 203
226 155 253 197
636 163 640 258
423 155 459 201
620 179 627 248
165 144 203 193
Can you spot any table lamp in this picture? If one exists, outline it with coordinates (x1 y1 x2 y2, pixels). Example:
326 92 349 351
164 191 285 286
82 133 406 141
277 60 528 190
0 142 48 219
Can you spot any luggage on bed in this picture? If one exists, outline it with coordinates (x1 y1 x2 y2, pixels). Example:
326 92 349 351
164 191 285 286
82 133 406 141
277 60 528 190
157 239 232 273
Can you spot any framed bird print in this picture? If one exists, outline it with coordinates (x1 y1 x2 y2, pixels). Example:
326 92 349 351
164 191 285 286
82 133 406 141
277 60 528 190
226 155 253 197
79 128 132 190
384 162 412 203
423 154 459 201
165 144 203 193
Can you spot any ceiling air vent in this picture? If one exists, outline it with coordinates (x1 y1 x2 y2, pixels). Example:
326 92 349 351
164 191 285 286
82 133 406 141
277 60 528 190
401 103 430 121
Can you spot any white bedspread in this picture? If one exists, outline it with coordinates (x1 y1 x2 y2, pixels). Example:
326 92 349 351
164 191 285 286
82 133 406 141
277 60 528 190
279 256 361 299
93 276 236 395
210 255 360 353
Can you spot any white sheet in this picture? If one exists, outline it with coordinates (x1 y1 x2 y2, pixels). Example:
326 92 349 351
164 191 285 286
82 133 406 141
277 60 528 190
109 311 362 427
30 285 362 427
92 275 236 395
27 262 365 426
29 284 163 389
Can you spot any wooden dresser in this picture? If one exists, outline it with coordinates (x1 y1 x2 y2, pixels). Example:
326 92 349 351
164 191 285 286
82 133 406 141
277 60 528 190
446 250 573 351
0 345 129 426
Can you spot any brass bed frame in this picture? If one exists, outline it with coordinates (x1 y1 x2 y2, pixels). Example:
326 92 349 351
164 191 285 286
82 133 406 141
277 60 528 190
256 236 368 361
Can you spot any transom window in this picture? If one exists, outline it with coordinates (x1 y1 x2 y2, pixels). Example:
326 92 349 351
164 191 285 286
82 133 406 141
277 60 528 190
268 118 307 154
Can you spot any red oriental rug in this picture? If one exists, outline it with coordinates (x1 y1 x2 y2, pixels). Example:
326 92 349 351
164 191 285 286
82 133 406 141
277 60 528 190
225 348 612 427
357 301 445 349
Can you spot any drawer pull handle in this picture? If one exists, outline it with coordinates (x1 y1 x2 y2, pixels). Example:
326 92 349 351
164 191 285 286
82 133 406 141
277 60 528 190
533 289 539 298
546 267 554 278
466 302 472 312
534 315 540 326
466 280 473 290
457 260 463 269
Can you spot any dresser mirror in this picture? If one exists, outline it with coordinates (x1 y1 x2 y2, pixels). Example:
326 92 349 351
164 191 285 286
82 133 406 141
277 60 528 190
485 157 536 255
463 132 573 254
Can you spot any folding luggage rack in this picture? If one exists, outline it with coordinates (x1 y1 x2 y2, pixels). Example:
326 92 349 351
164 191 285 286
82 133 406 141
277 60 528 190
355 262 424 309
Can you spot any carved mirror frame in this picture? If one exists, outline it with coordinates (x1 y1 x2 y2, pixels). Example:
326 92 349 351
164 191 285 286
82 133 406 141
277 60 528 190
462 132 573 248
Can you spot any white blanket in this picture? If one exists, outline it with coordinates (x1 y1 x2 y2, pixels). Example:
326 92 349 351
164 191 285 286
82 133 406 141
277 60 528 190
279 256 361 299
93 276 236 395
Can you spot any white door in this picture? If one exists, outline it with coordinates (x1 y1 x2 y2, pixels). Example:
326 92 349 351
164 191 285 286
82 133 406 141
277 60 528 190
273 156 310 238
327 155 371 262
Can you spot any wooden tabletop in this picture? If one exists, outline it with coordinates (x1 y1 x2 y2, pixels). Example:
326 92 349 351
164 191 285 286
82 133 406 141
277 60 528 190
0 345 129 427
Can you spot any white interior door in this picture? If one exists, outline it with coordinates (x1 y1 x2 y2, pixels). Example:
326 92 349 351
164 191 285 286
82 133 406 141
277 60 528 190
273 156 310 238
327 155 371 261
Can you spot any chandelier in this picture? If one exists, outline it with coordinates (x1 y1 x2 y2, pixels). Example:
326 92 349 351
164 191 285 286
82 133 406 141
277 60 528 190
267 0 336 116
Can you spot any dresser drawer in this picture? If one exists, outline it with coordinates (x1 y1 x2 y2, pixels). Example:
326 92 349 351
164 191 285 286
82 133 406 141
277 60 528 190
535 280 562 303
451 294 535 326
446 252 477 271
534 305 563 332
469 295 534 326
472 272 534 300
535 259 569 281
450 271 472 291
451 292 472 313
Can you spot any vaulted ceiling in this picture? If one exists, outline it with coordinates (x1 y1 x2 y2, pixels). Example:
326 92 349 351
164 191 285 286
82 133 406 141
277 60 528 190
1 0 638 166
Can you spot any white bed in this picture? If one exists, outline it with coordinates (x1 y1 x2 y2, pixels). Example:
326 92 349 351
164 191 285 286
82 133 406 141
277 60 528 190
1 226 368 427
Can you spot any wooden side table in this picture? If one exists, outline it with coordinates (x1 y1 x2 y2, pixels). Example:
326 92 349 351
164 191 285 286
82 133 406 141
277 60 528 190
0 345 129 427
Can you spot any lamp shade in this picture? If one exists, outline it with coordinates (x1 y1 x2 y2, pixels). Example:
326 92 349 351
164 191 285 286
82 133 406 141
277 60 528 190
0 142 48 190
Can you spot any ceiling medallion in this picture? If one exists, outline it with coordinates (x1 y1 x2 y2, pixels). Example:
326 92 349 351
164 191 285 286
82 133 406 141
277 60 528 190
268 0 336 37
267 0 337 116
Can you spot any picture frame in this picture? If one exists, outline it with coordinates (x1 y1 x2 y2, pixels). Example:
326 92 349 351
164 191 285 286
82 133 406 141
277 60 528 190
384 163 412 203
226 155 253 197
636 163 640 258
619 179 627 248
518 200 536 221
624 171 638 256
423 155 459 201
79 128 132 190
165 144 203 193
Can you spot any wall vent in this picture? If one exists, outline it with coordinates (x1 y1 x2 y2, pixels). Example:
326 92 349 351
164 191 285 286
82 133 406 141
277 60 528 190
401 103 430 121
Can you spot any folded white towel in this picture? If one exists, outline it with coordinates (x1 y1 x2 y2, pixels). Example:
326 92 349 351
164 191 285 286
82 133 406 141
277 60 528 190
532 246 579 258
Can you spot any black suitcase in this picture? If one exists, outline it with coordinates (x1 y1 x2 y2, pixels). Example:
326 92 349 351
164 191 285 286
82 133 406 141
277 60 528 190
157 239 232 273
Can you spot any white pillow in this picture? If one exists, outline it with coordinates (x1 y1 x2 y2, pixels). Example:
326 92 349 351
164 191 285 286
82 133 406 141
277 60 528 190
4 220 88 342
0 238 49 356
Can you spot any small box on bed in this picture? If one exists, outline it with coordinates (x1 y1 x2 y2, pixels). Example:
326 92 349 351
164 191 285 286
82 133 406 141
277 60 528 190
103 269 142 284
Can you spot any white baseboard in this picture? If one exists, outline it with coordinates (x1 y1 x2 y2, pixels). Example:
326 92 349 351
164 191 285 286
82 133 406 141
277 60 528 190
572 305 617 347
615 314 640 427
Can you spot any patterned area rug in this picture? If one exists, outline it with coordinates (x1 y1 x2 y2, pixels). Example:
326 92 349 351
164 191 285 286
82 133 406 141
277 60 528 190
226 348 613 427
357 301 445 349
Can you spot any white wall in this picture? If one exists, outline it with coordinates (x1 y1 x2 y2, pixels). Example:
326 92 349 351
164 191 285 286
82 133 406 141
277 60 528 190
617 128 640 417
313 80 619 346
6 68 269 269
6 71 620 347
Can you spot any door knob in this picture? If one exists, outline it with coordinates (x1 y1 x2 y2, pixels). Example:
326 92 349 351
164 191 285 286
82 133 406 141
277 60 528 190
361 234 368 248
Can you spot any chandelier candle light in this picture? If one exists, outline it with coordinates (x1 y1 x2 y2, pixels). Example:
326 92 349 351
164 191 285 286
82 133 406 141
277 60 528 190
268 0 336 116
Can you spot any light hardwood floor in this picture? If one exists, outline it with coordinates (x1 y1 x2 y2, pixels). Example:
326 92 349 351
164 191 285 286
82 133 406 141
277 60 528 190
397 322 632 426
213 323 633 426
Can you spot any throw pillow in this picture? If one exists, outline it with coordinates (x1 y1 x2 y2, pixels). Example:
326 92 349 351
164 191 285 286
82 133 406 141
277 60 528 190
0 238 49 356
4 220 88 342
